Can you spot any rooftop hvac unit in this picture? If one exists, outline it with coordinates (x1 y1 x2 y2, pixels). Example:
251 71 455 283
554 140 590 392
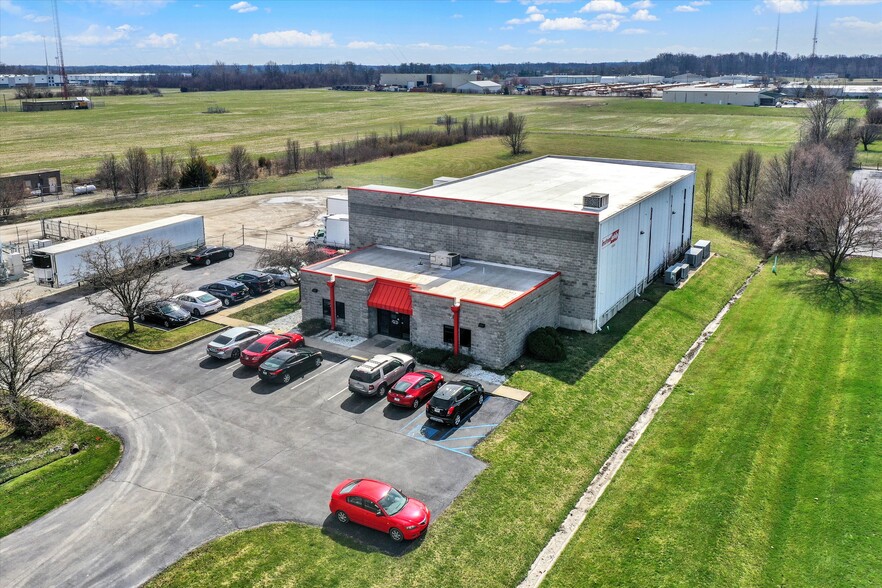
430 251 461 270
693 239 711 260
676 263 690 281
582 192 609 211
685 247 704 268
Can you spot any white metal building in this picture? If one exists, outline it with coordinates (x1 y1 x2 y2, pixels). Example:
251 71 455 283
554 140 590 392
456 80 502 94
662 86 775 106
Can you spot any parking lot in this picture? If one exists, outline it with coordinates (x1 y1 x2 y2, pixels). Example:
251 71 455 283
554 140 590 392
0 246 520 587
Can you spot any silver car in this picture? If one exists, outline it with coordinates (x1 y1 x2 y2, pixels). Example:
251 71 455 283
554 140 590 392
348 352 416 397
206 325 273 360
173 290 223 317
259 266 298 287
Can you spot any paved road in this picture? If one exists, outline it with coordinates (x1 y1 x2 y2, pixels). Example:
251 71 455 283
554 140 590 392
0 249 515 587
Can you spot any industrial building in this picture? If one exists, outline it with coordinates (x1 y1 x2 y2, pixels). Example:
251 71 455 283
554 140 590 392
302 156 695 369
662 86 776 106
0 169 62 195
378 71 480 91
456 80 502 94
0 73 156 88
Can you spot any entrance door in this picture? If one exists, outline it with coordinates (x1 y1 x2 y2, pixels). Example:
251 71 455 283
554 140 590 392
377 309 411 340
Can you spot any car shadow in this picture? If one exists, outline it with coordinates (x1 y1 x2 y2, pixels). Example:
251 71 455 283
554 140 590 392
319 513 425 557
419 405 483 441
250 380 280 395
382 403 420 420
339 394 384 414
180 264 206 272
198 356 227 370
231 365 257 379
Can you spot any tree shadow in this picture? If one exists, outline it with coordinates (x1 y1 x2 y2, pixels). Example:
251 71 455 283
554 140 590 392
778 272 882 316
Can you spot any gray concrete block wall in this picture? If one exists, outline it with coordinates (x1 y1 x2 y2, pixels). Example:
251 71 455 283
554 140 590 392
299 272 373 337
499 277 561 365
299 272 327 325
349 188 599 324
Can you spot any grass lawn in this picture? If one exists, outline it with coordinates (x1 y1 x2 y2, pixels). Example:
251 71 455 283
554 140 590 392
148 225 760 587
90 319 222 351
229 289 300 324
0 408 121 537
543 256 882 588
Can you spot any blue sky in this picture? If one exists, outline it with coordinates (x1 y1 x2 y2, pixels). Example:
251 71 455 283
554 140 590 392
0 0 879 67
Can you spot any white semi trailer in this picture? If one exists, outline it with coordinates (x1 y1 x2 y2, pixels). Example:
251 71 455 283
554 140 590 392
31 214 206 287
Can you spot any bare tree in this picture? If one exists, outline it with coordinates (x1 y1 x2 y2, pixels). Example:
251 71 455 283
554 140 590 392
75 238 179 333
779 180 882 280
13 84 37 100
224 145 256 185
154 148 180 190
864 91 879 113
95 154 124 201
0 177 26 219
702 168 713 225
257 242 330 298
0 291 83 435
314 141 332 179
802 95 845 145
858 124 881 152
283 139 302 175
723 149 763 224
500 112 529 155
122 146 154 196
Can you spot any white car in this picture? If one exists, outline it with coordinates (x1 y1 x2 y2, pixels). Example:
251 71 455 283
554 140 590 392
172 291 223 317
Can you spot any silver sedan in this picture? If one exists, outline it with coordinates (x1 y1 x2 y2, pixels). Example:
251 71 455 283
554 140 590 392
259 266 298 287
206 325 273 360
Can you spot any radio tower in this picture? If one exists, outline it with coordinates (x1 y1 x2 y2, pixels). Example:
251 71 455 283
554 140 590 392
51 0 69 98
808 4 819 80
772 12 780 79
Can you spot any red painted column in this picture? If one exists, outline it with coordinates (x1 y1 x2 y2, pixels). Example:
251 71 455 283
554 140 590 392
327 275 336 331
451 298 461 356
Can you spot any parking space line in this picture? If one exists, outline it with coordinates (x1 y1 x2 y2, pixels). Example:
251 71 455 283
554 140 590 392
437 434 489 441
326 387 348 401
287 360 350 391
399 411 427 433
225 362 240 370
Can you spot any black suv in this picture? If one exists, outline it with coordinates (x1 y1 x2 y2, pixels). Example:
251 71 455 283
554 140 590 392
139 300 191 328
425 380 485 427
228 271 274 296
187 246 234 266
200 279 250 306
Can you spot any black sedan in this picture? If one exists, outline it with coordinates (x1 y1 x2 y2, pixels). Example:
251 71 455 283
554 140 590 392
200 280 250 306
425 380 486 427
187 246 235 266
228 271 274 296
258 348 323 384
139 301 191 328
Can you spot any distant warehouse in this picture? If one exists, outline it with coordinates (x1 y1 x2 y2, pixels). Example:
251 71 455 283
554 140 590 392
301 156 696 369
662 86 776 106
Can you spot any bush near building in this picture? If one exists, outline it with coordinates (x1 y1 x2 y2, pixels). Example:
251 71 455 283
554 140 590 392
526 326 567 362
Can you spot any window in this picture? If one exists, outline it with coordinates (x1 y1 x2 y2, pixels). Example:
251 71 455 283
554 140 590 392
335 301 345 319
361 500 381 515
322 298 331 317
443 325 472 348
322 299 345 319
346 495 364 507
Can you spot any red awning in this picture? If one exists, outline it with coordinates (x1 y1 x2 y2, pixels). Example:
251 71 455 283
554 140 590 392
367 280 413 315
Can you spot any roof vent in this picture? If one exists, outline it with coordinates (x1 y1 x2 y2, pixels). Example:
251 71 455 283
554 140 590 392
583 193 609 210
430 251 461 270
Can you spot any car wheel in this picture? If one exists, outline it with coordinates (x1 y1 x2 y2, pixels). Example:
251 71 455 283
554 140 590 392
227 250 234 258
378 384 388 397
192 309 202 317
453 414 462 427
163 320 171 328
335 510 350 524
222 298 231 307
389 528 404 542
412 398 420 410
478 393 485 406
282 372 292 384
231 348 241 359
204 258 211 266
278 279 287 287
315 357 321 367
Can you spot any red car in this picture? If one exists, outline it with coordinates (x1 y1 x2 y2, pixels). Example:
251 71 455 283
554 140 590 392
387 370 445 409
329 478 430 542
239 331 304 367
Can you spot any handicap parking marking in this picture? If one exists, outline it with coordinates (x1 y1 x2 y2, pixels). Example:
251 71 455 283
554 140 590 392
398 410 428 433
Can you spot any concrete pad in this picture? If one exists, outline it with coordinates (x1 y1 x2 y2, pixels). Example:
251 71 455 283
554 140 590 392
492 385 531 402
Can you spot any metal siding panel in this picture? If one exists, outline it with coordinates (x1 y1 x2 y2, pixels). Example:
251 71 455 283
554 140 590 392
595 207 639 323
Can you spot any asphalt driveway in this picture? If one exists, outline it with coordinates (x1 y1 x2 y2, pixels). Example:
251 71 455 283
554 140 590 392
0 251 517 587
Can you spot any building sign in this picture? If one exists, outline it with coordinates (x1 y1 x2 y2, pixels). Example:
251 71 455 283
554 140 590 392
602 229 620 248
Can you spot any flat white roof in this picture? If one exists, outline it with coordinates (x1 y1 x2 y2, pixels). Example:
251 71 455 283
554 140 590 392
460 80 501 87
664 86 768 93
411 155 693 219
305 246 556 307
35 214 202 254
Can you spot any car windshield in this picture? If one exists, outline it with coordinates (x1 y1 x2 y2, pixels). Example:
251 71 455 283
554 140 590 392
378 488 408 516
392 380 413 393
213 335 232 345
197 294 215 302
262 355 285 369
350 370 379 383
247 341 268 353
159 303 178 313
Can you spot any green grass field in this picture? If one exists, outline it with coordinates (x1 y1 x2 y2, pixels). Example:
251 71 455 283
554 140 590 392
148 227 761 587
229 289 300 324
90 319 222 351
0 409 121 537
1 89 832 180
543 256 882 587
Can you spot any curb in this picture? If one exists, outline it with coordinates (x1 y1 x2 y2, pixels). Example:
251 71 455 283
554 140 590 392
86 320 226 354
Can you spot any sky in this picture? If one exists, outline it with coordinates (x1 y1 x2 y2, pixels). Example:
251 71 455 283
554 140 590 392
0 0 880 68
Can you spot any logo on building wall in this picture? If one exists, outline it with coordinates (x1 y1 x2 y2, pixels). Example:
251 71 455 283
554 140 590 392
602 229 620 248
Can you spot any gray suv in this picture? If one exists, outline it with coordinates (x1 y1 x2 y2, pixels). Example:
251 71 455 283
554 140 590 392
348 352 416 397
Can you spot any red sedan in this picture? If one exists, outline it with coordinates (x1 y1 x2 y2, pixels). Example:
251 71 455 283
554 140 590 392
239 331 304 368
329 478 431 542
387 370 445 409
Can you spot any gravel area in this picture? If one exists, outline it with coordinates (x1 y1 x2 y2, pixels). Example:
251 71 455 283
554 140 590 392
265 309 302 332
320 332 367 348
460 364 508 386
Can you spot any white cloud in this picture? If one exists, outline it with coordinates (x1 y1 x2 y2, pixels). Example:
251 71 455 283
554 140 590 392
69 24 134 46
533 37 565 44
832 16 882 32
0 31 42 48
412 42 448 50
822 0 881 5
506 7 546 25
630 0 653 7
691 0 710 5
347 40 395 49
229 1 258 13
250 29 334 47
674 5 698 11
763 0 808 13
0 0 24 15
632 8 657 20
621 27 648 34
540 16 622 31
137 32 178 48
526 4 544 13
498 44 518 50
23 14 51 22
579 0 628 13
215 37 240 45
